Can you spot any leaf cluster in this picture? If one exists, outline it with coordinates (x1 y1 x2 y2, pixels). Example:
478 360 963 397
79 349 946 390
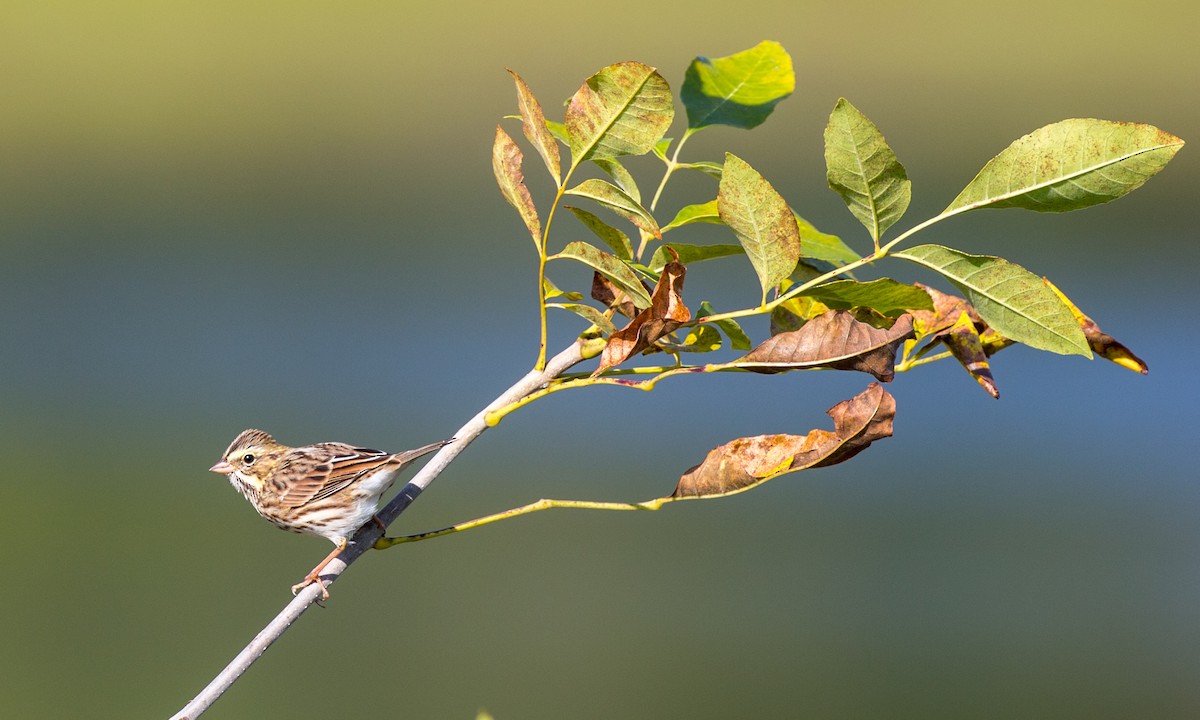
492 40 1179 500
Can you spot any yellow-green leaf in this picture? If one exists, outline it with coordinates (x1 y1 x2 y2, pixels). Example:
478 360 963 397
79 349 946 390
565 206 633 260
565 178 661 240
648 243 744 272
681 41 795 131
824 98 911 243
799 278 933 316
491 125 540 248
663 200 721 232
893 244 1090 357
675 325 722 352
593 158 641 204
554 241 651 309
946 119 1184 213
548 302 617 335
698 300 752 351
795 215 860 265
565 62 674 165
507 69 561 186
718 153 801 303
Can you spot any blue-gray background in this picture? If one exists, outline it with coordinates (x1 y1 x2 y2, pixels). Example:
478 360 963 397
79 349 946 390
3 2 1197 718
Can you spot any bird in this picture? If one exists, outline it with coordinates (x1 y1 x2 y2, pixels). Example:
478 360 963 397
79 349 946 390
209 429 452 599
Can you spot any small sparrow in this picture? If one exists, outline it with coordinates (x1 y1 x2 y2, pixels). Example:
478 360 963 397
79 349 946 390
210 429 452 599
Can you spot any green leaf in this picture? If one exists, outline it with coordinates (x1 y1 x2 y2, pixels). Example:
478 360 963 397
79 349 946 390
648 243 745 272
546 119 569 144
507 69 561 186
565 62 674 165
491 125 541 248
679 161 724 179
893 244 1090 356
824 98 911 242
681 41 795 131
698 300 752 350
663 200 721 232
554 241 652 309
717 153 802 303
676 325 723 352
547 302 617 334
542 277 582 301
653 137 673 160
795 215 860 265
565 206 633 260
945 118 1185 213
593 158 641 204
565 178 661 239
800 278 933 316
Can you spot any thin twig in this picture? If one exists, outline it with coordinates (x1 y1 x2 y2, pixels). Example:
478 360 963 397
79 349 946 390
170 340 588 720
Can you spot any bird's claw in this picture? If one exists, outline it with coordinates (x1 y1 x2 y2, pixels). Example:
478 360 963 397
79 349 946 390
292 574 331 601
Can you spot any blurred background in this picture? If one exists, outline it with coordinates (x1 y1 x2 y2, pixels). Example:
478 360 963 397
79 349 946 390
2 1 1198 718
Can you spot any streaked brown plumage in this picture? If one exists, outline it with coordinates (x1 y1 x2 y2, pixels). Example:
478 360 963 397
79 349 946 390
210 429 451 598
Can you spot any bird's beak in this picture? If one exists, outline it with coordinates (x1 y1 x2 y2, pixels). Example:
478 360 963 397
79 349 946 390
209 460 235 474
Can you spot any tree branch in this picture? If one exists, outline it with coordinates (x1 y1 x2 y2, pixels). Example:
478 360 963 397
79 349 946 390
170 340 588 720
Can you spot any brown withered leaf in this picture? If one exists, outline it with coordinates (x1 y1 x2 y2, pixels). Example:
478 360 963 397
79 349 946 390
1044 278 1148 374
674 383 896 498
595 259 690 374
590 272 640 319
737 309 914 381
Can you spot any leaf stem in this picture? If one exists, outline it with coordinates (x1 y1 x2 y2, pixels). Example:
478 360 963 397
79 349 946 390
535 165 578 370
896 349 953 372
484 361 752 425
648 129 694 214
375 496 672 546
694 207 967 329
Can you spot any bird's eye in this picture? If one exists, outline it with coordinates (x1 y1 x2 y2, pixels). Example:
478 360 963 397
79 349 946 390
242 453 256 465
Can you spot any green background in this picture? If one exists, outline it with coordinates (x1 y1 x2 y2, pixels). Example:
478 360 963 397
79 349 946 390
3 1 1197 718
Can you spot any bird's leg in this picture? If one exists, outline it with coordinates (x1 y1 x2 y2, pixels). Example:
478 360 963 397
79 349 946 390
292 538 348 600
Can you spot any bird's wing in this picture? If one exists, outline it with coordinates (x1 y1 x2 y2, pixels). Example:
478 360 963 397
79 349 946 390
275 443 394 509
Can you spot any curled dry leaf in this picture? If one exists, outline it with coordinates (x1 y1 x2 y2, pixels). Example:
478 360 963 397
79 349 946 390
595 259 691 374
591 273 641 319
674 383 896 498
738 309 914 382
1077 316 1149 374
910 284 1009 397
939 310 1000 399
1045 278 1148 374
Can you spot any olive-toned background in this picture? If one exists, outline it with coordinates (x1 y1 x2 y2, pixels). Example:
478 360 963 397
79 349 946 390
3 2 1197 718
